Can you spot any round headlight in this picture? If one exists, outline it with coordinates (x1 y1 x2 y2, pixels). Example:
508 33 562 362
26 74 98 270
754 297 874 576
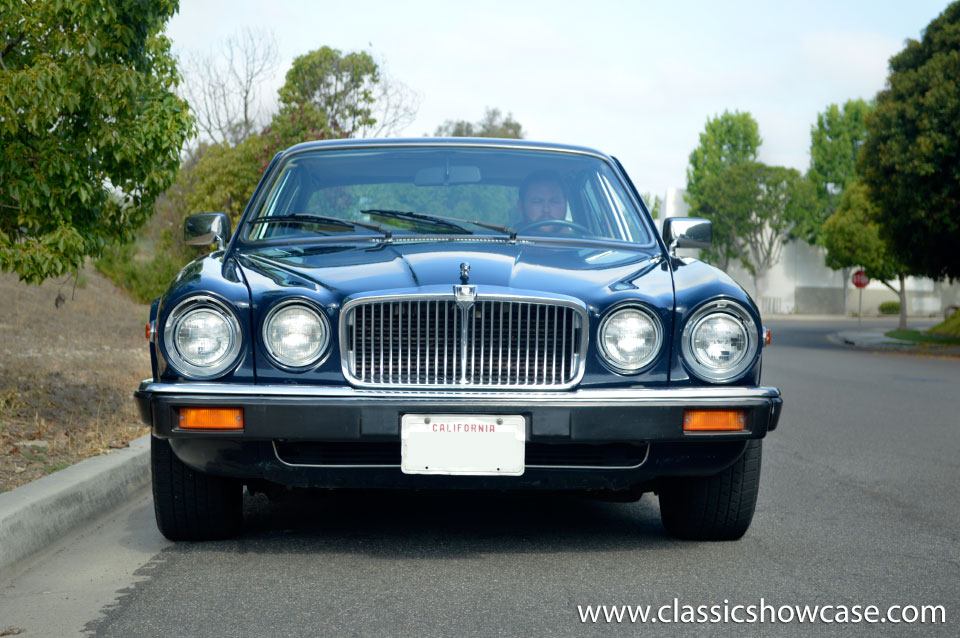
177 309 233 366
681 301 758 381
262 302 329 368
598 306 662 373
163 296 242 379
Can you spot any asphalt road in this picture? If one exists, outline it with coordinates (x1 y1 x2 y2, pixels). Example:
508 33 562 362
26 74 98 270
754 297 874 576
1 317 957 637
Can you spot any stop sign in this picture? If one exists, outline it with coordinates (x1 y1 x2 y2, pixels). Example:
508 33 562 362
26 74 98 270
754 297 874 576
852 270 870 288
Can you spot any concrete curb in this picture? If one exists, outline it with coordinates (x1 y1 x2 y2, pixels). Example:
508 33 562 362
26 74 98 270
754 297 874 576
835 330 906 347
831 330 960 356
0 434 150 581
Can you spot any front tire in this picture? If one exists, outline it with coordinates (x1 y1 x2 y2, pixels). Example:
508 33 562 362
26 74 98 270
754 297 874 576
151 436 242 541
658 439 762 541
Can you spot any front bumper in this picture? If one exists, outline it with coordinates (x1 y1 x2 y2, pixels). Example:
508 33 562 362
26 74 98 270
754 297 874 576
135 380 782 490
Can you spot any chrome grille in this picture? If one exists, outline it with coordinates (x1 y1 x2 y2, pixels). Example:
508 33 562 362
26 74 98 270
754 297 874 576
344 296 585 388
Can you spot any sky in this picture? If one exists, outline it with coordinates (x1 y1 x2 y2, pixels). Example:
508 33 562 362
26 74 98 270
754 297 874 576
165 0 952 200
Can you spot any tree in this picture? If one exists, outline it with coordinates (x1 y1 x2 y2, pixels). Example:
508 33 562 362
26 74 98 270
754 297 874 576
802 99 872 245
278 46 380 136
184 46 420 224
803 99 873 312
185 138 265 222
0 0 193 284
685 110 761 209
181 27 279 146
360 64 420 138
434 107 524 138
860 2 960 281
697 162 816 297
822 182 909 329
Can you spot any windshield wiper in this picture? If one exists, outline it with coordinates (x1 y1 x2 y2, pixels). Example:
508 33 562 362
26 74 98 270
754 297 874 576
445 217 516 242
362 209 516 241
361 209 475 234
247 214 391 239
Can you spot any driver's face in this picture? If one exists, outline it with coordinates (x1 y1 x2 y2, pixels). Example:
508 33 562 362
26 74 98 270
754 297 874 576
520 181 566 222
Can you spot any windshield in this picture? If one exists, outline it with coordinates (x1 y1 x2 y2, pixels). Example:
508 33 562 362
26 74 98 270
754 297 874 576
243 146 653 245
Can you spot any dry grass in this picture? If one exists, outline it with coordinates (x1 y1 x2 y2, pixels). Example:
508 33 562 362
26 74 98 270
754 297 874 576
0 266 151 492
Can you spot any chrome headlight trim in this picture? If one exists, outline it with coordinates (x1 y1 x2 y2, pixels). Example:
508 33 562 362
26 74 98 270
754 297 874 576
261 300 331 369
681 300 758 382
162 295 242 380
598 303 663 374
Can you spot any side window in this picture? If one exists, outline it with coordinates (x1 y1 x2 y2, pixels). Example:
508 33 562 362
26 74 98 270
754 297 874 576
249 166 297 239
581 178 617 239
598 170 650 244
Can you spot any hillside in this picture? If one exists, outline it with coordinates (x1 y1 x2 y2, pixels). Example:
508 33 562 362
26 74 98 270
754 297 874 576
0 267 151 492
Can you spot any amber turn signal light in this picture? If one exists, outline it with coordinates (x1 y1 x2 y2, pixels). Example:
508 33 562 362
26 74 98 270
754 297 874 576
178 407 244 430
683 409 745 432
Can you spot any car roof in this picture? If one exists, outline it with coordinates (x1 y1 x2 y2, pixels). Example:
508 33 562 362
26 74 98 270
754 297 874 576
280 137 613 161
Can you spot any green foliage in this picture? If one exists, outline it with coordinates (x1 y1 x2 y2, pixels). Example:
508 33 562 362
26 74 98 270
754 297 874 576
258 102 337 165
879 301 901 315
685 110 761 209
95 154 205 303
929 310 960 337
44 461 72 475
278 46 378 135
95 237 191 304
185 138 266 224
821 182 902 282
184 46 382 228
821 181 910 328
435 108 525 138
885 329 960 344
696 162 815 278
801 99 872 245
860 2 960 281
98 44 403 301
0 0 194 284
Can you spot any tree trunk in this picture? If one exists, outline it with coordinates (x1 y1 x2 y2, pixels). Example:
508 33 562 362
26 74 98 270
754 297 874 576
897 273 907 331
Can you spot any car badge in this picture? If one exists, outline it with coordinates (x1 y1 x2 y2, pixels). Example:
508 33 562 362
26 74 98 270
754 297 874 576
460 261 470 284
454 284 476 308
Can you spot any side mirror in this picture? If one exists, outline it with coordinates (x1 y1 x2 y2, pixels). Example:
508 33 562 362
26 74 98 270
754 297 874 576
663 217 712 255
184 212 232 250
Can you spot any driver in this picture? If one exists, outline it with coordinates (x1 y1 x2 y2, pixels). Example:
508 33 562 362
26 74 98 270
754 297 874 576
517 171 568 227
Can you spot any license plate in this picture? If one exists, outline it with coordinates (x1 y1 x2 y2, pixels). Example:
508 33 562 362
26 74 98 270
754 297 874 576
401 414 525 476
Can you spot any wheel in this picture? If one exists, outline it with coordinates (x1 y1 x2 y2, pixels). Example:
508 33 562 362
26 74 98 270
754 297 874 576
657 439 762 541
515 218 591 236
151 436 242 541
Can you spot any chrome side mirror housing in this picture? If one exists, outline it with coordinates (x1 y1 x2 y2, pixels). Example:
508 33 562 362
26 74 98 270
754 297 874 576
184 212 232 250
663 217 712 256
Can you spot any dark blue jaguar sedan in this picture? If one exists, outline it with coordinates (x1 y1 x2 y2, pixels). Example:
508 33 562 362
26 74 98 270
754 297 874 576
135 139 782 541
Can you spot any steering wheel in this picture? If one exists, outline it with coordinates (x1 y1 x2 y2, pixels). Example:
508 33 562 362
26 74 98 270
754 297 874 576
516 218 591 236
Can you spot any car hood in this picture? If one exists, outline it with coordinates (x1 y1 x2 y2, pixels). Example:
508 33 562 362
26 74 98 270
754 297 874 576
236 240 671 307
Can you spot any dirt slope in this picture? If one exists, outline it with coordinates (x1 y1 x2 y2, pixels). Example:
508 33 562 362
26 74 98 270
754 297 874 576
0 267 151 492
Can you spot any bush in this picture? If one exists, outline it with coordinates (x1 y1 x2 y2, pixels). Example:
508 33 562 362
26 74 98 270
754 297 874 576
95 240 190 304
878 301 900 315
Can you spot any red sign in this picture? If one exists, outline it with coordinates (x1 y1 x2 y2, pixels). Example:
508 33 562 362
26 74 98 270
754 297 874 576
852 270 870 288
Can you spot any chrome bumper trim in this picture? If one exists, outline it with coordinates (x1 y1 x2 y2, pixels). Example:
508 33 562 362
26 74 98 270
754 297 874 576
138 379 781 403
